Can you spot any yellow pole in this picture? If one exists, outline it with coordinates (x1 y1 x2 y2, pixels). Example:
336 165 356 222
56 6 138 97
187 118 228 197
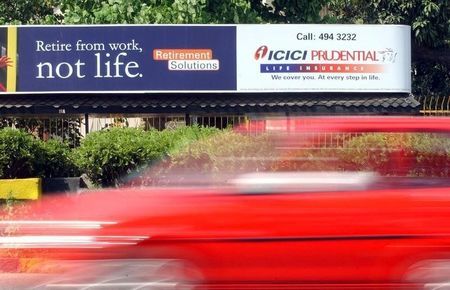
6 26 17 92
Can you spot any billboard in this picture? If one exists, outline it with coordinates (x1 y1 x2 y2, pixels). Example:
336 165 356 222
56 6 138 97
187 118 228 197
0 24 411 94
237 25 411 92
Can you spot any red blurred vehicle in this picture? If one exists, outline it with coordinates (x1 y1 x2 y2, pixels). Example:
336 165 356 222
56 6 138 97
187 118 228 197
1 116 450 290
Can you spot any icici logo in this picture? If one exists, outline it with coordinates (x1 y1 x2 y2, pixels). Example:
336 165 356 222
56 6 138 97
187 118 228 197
254 45 308 61
254 45 268 60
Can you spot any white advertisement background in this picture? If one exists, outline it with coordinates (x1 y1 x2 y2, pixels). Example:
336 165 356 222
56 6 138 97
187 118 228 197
236 25 411 93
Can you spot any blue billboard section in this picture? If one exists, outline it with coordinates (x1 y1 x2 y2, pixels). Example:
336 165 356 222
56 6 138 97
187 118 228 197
17 26 236 92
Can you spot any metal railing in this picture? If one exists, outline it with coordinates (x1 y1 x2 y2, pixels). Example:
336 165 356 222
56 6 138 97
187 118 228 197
0 114 250 146
0 116 83 147
416 95 450 115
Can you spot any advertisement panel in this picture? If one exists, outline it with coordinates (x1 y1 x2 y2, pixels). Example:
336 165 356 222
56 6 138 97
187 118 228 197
2 25 237 93
237 25 411 93
0 24 410 94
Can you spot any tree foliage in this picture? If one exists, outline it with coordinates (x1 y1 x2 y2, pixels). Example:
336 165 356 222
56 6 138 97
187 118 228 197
0 0 55 24
247 0 329 23
40 0 263 24
327 0 450 97
328 0 449 48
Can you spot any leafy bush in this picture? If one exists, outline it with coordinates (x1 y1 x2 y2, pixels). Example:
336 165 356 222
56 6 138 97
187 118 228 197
74 126 220 187
408 133 450 177
74 128 153 187
338 133 413 175
0 128 41 179
35 139 80 178
0 128 79 179
162 125 220 156
271 148 345 172
338 133 450 176
236 132 450 177
169 130 275 174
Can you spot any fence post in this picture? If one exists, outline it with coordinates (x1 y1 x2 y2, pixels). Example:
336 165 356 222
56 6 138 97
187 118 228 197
84 113 89 135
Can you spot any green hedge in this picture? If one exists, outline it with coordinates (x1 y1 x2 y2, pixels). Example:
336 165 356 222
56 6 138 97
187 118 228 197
0 128 40 179
339 133 450 176
168 131 450 178
74 126 220 187
35 139 80 178
2 127 448 186
74 128 161 187
168 130 275 173
0 128 78 179
0 126 220 185
270 133 450 177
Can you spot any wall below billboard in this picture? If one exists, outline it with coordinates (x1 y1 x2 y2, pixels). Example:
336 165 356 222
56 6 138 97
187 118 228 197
0 24 411 94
